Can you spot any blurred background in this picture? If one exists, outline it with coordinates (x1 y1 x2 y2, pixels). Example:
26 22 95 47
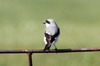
0 0 100 66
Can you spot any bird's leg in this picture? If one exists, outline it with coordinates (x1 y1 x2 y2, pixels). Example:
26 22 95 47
48 35 51 50
54 44 58 51
43 36 51 51
43 44 51 51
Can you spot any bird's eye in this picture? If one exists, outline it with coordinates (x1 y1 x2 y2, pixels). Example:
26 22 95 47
46 20 50 24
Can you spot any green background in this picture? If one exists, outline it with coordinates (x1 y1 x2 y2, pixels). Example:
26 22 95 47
0 0 100 66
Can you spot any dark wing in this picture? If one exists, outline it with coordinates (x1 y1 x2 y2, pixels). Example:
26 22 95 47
45 28 60 44
50 28 60 43
44 28 60 50
45 33 52 44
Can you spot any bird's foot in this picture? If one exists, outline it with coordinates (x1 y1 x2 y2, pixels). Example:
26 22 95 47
55 48 58 52
43 49 50 52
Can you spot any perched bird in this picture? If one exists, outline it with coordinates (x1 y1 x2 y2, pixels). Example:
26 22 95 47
43 19 60 50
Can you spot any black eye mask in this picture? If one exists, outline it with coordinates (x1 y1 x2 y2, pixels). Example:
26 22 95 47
46 20 50 24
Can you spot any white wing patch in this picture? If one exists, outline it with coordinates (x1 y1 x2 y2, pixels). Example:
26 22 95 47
44 36 47 45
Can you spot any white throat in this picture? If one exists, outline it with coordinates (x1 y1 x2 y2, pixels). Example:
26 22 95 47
45 23 50 27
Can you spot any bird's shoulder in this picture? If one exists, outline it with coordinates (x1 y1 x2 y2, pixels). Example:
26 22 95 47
45 27 60 37
45 26 59 35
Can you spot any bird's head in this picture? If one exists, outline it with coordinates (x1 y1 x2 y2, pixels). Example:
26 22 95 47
43 19 57 27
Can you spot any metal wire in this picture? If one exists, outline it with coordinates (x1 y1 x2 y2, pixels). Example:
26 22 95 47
0 48 100 66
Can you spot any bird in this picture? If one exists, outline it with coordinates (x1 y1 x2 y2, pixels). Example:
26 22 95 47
43 19 60 51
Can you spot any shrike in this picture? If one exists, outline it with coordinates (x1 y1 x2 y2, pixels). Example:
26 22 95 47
43 19 60 50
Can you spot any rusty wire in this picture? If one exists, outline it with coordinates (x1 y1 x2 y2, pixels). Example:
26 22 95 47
0 48 100 54
0 48 100 66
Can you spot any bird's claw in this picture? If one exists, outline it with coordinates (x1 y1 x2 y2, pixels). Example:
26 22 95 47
55 48 58 51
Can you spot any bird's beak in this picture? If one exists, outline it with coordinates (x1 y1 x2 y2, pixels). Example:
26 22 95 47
43 22 46 24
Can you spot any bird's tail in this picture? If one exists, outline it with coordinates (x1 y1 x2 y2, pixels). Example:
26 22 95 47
43 44 51 50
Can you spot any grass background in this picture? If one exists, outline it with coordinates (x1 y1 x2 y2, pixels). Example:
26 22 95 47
0 0 100 66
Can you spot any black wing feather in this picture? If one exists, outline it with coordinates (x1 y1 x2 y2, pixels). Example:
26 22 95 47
44 28 60 50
